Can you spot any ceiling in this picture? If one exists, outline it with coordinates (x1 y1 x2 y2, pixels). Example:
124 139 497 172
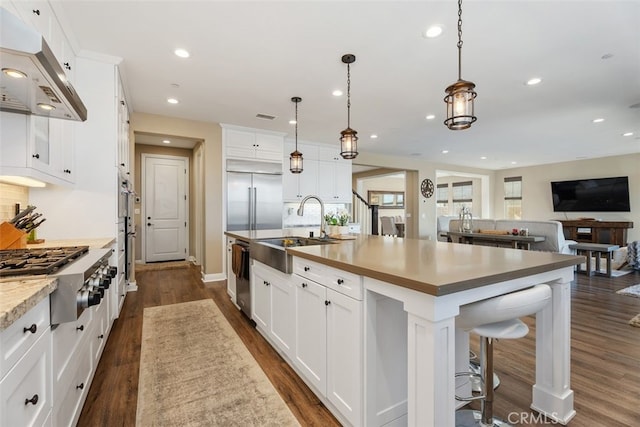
52 1 640 170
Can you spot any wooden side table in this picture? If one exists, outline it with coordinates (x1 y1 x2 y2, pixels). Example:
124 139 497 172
569 243 620 277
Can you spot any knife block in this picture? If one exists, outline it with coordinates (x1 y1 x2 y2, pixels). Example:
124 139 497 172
0 222 27 249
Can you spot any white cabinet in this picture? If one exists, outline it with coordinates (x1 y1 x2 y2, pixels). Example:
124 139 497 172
116 72 130 174
283 158 318 201
293 258 363 426
318 160 352 202
223 126 283 162
251 261 296 359
0 297 52 427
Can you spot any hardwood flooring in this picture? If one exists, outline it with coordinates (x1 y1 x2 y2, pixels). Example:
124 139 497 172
78 265 640 427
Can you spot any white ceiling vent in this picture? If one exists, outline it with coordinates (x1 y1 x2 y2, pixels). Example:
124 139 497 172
256 113 276 120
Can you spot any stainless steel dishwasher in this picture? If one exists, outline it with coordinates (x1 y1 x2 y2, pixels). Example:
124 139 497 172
231 241 251 318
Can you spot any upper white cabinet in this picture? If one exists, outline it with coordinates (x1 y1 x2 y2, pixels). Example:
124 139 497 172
282 140 352 203
222 125 284 162
0 113 75 185
116 70 130 175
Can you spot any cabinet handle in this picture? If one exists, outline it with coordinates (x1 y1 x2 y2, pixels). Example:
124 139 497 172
264 281 270 286
121 100 125 106
120 163 125 167
32 9 40 15
76 325 84 331
32 153 40 159
325 300 331 306
98 334 104 339
76 383 84 390
24 394 38 405
23 324 37 334
337 279 344 285
302 283 307 288
304 266 310 272
63 169 71 174
63 62 71 70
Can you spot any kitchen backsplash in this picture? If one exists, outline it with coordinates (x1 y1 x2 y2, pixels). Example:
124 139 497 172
0 183 29 222
283 202 350 228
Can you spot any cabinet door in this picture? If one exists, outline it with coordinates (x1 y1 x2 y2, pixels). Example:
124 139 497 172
226 129 257 159
326 289 362 426
226 239 237 303
282 163 301 201
0 330 51 427
270 274 296 359
298 159 318 198
252 266 271 331
294 278 327 394
333 161 353 202
255 133 283 161
317 160 335 201
30 116 52 174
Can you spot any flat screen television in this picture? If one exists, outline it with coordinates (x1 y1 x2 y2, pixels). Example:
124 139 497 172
551 176 631 212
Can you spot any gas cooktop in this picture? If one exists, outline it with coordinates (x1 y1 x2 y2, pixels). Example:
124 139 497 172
0 246 89 277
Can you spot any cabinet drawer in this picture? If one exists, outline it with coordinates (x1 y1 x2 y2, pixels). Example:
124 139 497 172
0 298 49 378
324 268 362 301
53 345 91 427
293 258 362 300
293 258 326 284
52 308 92 387
0 330 51 427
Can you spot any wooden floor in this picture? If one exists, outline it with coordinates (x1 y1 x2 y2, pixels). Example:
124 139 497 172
78 265 640 427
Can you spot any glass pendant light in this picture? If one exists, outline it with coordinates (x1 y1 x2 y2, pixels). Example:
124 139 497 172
444 0 477 130
340 54 358 159
289 97 303 174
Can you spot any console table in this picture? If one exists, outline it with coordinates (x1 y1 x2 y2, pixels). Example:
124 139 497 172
557 220 633 247
446 231 545 250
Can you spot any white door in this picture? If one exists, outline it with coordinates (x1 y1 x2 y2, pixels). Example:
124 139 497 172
143 155 188 262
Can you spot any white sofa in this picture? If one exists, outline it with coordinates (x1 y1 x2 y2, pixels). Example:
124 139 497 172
447 218 577 254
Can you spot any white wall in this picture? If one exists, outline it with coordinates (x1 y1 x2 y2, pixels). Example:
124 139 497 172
493 154 640 242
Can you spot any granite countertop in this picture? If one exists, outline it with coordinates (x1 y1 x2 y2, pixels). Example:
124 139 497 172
286 235 583 296
0 277 57 331
26 237 115 249
225 229 319 242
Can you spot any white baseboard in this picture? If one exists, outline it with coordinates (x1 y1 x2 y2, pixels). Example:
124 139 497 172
127 281 138 292
202 272 226 283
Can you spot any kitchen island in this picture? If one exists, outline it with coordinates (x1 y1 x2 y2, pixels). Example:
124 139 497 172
225 232 582 426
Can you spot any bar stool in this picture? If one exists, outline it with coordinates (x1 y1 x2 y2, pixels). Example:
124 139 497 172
455 284 552 427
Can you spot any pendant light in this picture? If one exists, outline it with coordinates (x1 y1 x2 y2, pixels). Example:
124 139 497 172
289 97 303 174
340 54 358 159
444 0 477 130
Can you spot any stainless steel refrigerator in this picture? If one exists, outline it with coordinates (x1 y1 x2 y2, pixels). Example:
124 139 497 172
226 159 283 231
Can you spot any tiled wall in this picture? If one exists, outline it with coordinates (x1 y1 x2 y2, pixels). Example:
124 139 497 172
0 183 29 222
283 202 350 227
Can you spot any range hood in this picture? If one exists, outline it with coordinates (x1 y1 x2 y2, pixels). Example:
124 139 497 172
0 8 87 121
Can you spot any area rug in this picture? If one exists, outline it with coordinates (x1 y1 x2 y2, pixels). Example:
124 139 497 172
136 299 299 426
616 284 640 298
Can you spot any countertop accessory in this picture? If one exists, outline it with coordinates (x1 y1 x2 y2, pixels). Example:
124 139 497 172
339 54 358 159
444 0 477 130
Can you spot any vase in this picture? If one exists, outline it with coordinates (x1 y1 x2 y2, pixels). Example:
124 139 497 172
327 225 339 236
338 225 349 235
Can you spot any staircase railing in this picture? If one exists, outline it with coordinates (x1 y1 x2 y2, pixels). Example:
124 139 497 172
352 190 379 235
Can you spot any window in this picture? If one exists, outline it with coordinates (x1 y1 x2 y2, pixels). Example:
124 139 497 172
452 181 473 215
436 184 449 216
504 176 522 219
368 191 404 208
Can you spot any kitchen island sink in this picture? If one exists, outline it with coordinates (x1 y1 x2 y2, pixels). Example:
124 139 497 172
249 236 338 273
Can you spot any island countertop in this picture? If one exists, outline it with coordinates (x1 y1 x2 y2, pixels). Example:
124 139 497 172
0 276 57 331
26 237 115 249
286 235 583 296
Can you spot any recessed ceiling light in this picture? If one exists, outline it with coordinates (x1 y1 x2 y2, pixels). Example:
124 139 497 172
2 68 27 78
592 118 604 123
370 134 378 139
332 90 343 97
289 120 296 125
167 98 179 104
622 132 634 137
425 114 436 120
174 49 190 58
37 103 55 111
480 156 487 160
442 150 449 154
526 77 542 85
511 161 517 165
162 139 170 144
423 25 443 38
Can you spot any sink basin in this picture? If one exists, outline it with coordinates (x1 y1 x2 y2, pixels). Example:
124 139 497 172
249 236 338 273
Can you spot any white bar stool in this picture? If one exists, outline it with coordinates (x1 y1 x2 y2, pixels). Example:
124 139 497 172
455 284 552 427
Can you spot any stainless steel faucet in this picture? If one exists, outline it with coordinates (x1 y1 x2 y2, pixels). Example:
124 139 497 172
297 195 326 238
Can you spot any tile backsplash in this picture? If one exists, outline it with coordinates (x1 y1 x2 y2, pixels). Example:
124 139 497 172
0 183 29 221
283 202 350 227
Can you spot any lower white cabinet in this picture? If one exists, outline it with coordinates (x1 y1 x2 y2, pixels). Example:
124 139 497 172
293 275 363 426
251 261 295 359
226 238 237 304
0 328 52 427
